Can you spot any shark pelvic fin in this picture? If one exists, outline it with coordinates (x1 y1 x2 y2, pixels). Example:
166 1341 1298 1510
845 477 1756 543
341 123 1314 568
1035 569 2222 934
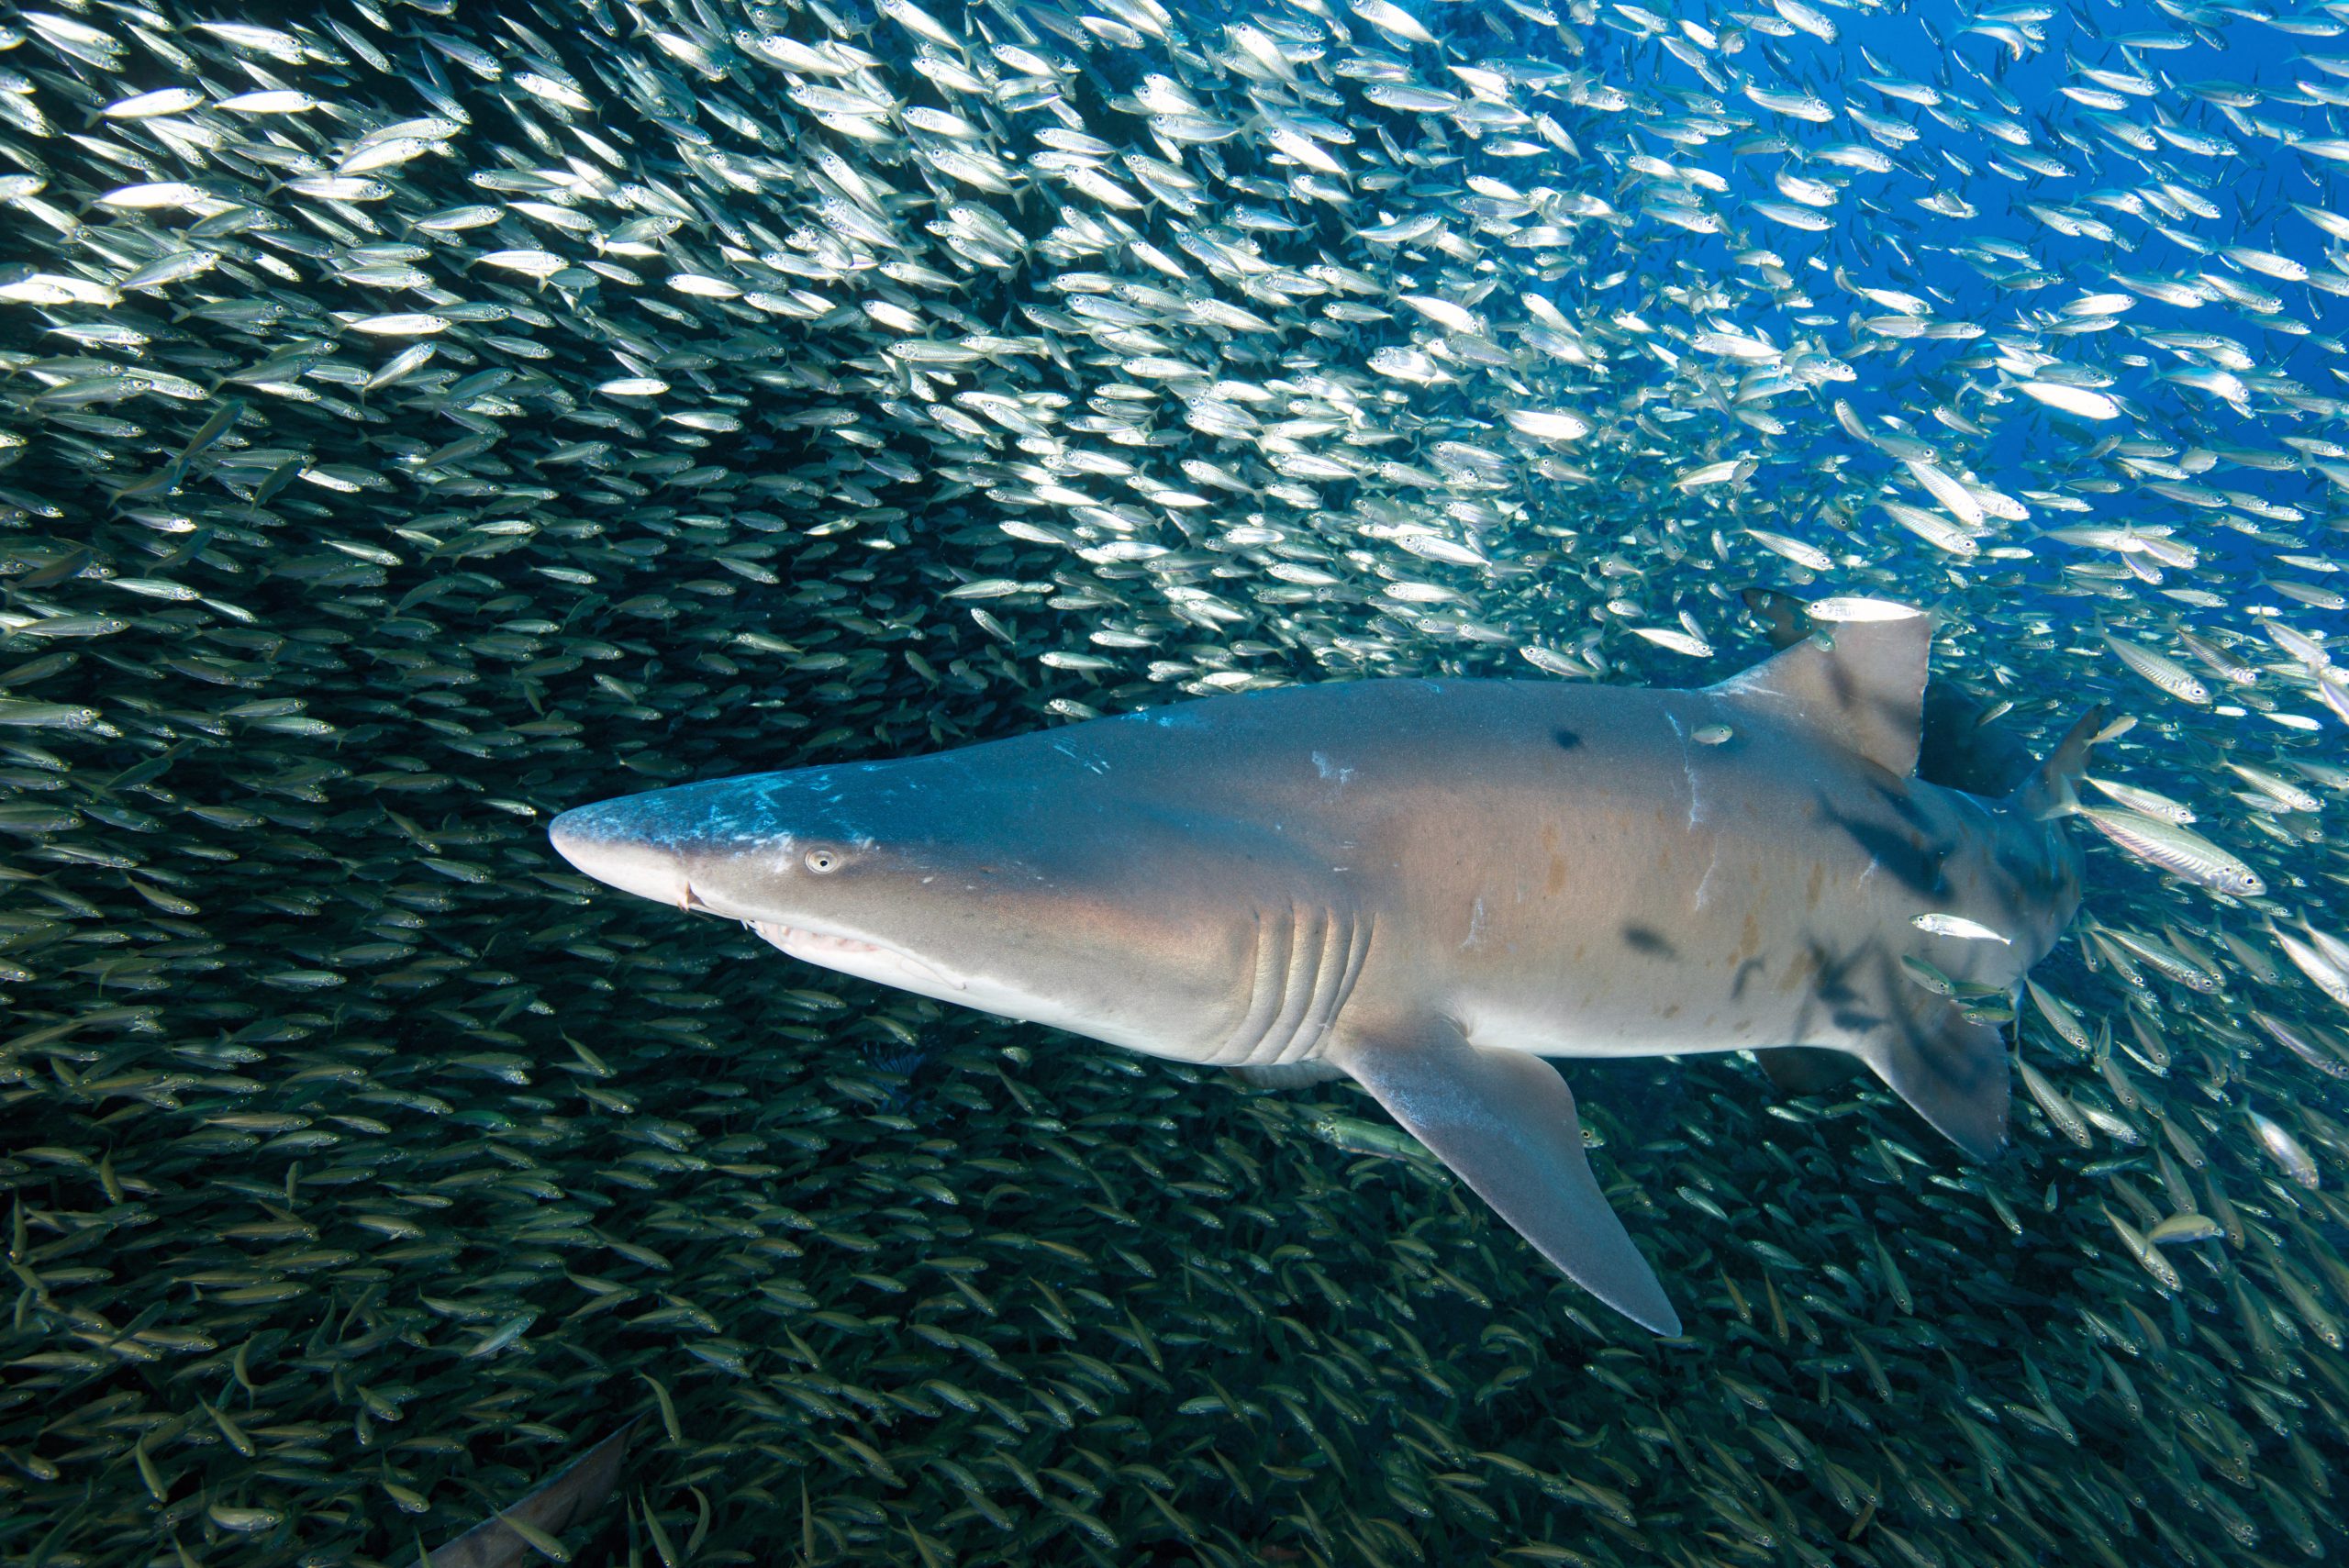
1329 1019 1682 1336
1709 606 1931 777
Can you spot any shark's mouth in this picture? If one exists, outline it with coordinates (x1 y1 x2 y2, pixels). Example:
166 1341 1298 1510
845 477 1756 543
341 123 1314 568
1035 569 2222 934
751 920 967 994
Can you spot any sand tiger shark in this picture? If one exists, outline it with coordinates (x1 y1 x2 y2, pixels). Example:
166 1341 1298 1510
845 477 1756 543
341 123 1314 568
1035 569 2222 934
550 598 2098 1334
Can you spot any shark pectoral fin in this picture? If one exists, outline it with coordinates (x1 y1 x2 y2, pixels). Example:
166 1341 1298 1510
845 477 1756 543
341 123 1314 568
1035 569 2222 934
1329 1021 1682 1336
1849 992 2010 1162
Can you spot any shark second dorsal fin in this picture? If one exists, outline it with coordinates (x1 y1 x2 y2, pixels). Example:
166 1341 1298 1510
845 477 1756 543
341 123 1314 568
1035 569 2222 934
1709 603 1931 777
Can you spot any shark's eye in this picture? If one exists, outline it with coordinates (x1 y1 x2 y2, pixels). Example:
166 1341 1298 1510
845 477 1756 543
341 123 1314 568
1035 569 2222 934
804 848 841 874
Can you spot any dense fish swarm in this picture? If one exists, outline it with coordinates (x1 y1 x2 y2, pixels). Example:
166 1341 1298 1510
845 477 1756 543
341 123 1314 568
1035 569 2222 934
5 0 2349 1562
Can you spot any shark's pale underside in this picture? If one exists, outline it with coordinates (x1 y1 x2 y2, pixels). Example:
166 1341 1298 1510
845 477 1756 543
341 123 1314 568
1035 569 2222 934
551 601 2099 1334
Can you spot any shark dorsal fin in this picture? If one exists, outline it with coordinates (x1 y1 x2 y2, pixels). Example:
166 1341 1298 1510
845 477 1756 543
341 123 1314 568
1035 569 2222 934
1709 605 1930 777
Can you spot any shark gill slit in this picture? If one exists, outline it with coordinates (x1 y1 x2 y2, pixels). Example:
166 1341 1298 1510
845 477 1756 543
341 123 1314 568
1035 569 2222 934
1214 902 1366 1067
1301 907 1373 1063
1215 905 1292 1067
1259 900 1325 1063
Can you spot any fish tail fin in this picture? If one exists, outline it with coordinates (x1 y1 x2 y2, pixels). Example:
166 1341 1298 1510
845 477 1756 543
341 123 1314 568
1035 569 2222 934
2009 704 2106 820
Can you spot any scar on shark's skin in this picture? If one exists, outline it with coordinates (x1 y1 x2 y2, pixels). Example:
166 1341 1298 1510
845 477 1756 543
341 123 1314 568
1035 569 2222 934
1663 711 1720 906
552 597 2101 1340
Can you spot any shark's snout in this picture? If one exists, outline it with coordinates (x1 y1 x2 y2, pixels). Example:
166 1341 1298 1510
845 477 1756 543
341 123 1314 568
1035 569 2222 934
550 801 693 908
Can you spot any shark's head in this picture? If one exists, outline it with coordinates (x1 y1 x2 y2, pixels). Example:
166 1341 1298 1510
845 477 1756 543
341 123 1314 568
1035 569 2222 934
549 750 1293 1059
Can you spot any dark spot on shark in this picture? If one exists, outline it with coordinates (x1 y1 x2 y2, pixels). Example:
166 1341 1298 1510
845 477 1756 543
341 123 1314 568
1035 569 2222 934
1730 955 1765 999
1811 944 1865 1006
1817 791 1952 896
1622 925 1678 959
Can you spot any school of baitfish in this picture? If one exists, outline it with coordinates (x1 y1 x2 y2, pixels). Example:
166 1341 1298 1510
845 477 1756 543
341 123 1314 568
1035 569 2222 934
5 0 2349 1561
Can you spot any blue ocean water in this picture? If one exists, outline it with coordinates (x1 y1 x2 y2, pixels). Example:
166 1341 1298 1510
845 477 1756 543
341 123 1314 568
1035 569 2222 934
2 0 2349 1563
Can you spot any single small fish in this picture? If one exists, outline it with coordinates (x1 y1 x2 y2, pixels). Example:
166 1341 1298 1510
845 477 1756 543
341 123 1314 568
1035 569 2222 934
1806 597 1925 623
1502 408 1590 440
2102 634 2210 706
1631 626 1713 657
1300 1111 1438 1168
100 87 206 119
2083 778 2195 825
1744 528 1832 571
2077 808 2264 896
2026 979 2092 1053
2249 1109 2321 1190
2021 1061 2092 1148
1913 913 2011 944
2225 762 2321 814
95 181 213 211
217 89 317 114
2104 1205 2181 1291
2014 381 2121 419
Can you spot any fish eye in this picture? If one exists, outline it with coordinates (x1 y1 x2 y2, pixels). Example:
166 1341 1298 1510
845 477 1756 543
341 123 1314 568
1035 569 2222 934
804 847 842 874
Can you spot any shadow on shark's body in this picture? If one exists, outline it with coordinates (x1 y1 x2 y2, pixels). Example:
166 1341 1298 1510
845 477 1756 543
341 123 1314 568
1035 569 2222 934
551 598 2099 1335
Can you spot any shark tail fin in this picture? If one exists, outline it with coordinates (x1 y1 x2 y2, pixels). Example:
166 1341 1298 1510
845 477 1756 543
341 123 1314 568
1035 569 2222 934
2009 704 2107 821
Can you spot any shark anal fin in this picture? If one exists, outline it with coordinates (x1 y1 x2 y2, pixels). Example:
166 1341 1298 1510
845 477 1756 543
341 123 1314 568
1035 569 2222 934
1850 989 2010 1162
1329 1020 1682 1336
